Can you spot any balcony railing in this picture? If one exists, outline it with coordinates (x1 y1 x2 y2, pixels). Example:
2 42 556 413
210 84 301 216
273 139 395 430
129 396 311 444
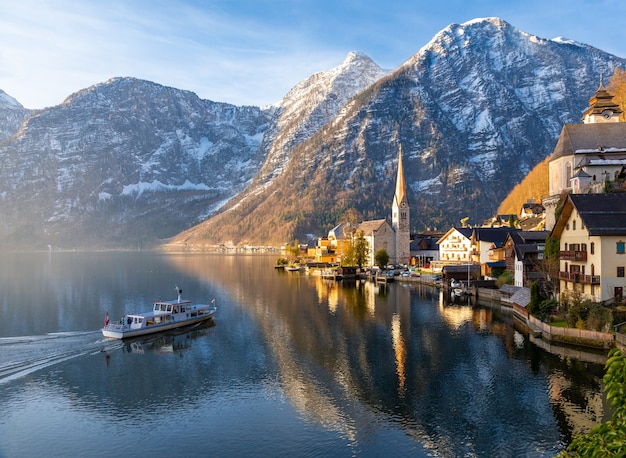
560 250 587 261
558 271 600 284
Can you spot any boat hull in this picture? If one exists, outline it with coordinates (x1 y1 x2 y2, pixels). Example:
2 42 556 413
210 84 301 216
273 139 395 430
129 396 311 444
102 307 216 339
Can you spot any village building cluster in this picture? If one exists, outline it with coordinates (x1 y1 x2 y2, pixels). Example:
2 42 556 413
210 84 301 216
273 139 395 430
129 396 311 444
306 79 626 306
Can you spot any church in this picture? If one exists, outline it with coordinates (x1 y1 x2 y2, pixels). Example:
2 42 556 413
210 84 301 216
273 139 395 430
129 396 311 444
543 78 626 229
314 147 411 266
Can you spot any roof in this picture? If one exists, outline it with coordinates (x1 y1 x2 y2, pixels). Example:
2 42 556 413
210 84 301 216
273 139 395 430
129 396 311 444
581 82 623 119
509 287 531 308
549 123 626 161
552 193 626 237
357 219 389 234
500 284 521 295
410 236 438 251
472 227 519 245
394 146 407 206
437 226 472 244
506 230 548 260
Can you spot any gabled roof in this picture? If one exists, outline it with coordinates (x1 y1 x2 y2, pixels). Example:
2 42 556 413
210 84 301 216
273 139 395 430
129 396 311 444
357 219 389 234
472 227 519 246
552 194 626 237
505 231 548 260
436 226 472 244
410 236 438 251
549 123 626 161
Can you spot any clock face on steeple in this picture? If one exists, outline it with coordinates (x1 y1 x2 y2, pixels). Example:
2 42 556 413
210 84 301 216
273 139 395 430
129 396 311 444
602 109 612 119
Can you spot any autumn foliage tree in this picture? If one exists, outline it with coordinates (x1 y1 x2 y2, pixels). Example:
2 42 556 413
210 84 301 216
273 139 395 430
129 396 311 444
607 67 626 122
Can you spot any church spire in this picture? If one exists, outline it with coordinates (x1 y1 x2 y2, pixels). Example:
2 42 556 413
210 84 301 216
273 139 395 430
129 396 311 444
394 145 407 206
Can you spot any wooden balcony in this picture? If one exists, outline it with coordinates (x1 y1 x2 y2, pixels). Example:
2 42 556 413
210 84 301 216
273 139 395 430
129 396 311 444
558 271 600 284
560 250 587 262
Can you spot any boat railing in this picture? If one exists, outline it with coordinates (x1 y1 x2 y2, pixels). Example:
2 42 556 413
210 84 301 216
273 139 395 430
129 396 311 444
104 323 128 331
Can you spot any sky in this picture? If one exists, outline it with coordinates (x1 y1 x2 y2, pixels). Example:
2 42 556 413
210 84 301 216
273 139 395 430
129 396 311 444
1 0 625 109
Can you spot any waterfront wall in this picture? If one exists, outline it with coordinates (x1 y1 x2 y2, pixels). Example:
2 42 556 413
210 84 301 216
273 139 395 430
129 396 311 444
526 314 614 349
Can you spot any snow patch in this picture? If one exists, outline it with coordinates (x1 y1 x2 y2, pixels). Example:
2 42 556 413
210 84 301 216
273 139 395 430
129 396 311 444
122 180 211 197
410 175 442 194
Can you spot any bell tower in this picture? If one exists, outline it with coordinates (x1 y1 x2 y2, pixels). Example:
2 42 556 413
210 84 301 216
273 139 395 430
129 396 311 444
392 146 411 264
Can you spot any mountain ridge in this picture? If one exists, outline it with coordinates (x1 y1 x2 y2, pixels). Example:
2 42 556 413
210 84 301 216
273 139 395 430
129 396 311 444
1 18 625 250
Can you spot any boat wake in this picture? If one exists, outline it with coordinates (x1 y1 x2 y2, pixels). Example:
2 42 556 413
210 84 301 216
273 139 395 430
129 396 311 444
0 330 120 385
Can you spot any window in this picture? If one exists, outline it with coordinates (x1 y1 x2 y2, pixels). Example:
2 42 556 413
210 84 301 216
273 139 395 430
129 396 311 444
590 242 594 255
573 220 576 230
618 241 625 254
618 267 625 278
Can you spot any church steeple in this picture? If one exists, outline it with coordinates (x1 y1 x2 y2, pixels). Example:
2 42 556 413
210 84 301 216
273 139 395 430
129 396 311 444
394 145 407 208
582 75 622 123
392 145 411 264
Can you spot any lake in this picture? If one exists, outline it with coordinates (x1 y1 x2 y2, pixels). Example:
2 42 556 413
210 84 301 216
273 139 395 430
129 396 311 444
0 251 609 457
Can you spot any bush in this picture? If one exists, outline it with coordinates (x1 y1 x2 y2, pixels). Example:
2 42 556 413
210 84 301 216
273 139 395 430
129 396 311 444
560 348 626 457
496 270 513 287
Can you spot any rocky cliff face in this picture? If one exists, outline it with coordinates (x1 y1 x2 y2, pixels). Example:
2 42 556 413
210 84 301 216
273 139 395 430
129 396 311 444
1 18 625 249
0 89 31 141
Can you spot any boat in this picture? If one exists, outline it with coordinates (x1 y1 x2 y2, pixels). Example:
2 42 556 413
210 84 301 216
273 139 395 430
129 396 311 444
102 285 217 339
450 278 467 296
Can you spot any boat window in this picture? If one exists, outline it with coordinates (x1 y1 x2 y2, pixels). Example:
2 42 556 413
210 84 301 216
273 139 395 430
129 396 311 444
166 304 173 312
173 306 179 314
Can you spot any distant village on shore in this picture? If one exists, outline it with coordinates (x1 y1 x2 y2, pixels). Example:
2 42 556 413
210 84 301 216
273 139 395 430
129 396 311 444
266 80 626 350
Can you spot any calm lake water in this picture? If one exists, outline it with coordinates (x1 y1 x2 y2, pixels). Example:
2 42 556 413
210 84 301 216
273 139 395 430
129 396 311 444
0 251 610 457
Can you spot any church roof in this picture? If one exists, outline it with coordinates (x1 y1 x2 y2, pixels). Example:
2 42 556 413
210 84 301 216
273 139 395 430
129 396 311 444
357 219 389 234
581 80 623 120
394 146 407 205
548 123 626 161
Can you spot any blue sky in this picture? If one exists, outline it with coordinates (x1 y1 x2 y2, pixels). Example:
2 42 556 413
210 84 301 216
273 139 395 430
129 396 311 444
1 0 625 109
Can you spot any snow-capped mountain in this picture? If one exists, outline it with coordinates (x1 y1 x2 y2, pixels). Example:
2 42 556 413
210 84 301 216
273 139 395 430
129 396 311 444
252 51 387 190
1 18 625 249
171 18 626 247
0 78 272 248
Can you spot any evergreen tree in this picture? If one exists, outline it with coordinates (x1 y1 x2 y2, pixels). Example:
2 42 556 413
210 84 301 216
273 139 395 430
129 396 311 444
375 248 390 270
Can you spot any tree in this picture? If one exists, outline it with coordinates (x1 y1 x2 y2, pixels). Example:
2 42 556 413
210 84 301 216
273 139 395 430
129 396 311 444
375 248 389 270
342 230 369 268
607 67 626 123
352 230 369 268
286 239 300 260
560 348 626 457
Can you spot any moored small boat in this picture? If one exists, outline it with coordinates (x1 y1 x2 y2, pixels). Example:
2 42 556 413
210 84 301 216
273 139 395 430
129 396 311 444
102 285 217 339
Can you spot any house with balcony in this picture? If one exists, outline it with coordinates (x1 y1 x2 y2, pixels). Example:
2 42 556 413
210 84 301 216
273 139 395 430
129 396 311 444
551 193 626 303
504 231 549 287
470 227 519 277
436 227 473 266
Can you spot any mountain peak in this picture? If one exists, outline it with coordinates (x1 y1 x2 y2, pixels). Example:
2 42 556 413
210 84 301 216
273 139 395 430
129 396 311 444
0 89 23 109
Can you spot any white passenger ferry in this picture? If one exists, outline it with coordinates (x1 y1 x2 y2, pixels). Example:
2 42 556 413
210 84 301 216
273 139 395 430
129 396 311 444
102 286 217 339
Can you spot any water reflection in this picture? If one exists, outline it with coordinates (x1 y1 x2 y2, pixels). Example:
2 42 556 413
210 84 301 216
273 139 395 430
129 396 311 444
0 253 611 457
167 256 609 456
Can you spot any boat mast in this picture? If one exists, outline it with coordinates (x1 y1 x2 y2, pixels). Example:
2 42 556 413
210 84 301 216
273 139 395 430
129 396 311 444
175 284 182 303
